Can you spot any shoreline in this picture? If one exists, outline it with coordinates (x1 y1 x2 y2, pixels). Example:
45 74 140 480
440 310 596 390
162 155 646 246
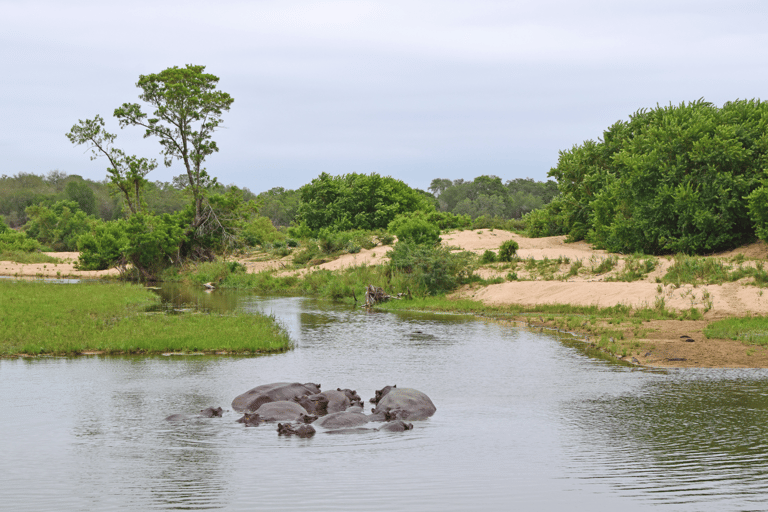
3 231 768 367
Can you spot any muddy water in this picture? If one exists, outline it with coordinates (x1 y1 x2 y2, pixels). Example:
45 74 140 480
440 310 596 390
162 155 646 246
4 288 768 511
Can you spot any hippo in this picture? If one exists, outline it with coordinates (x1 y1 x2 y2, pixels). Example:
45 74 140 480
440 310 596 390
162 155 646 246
337 388 363 407
322 390 352 413
293 393 330 416
277 423 316 438
232 382 321 412
369 388 436 421
369 385 396 405
314 411 370 429
236 412 261 427
165 406 224 421
251 401 317 423
377 420 414 432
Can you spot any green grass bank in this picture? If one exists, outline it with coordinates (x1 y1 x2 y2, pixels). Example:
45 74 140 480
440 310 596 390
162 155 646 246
0 280 291 356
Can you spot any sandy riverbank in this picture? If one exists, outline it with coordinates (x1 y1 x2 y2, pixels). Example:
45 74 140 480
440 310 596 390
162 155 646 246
3 231 768 367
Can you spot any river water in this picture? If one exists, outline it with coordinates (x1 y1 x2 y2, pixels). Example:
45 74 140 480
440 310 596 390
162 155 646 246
4 287 768 511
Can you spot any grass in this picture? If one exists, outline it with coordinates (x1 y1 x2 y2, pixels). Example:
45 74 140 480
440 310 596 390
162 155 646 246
376 295 688 359
607 254 657 282
0 250 62 264
704 316 768 346
0 280 292 356
662 254 768 287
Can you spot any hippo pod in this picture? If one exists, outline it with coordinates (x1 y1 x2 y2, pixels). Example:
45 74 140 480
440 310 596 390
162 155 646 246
369 388 436 421
231 382 321 413
165 406 224 421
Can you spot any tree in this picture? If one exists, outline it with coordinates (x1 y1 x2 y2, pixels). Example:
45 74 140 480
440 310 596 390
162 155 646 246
66 115 156 215
113 64 234 233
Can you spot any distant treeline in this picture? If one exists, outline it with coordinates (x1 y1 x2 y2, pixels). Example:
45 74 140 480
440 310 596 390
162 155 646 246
0 171 257 228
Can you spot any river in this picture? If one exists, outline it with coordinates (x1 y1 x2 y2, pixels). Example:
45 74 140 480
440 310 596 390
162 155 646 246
3 286 768 511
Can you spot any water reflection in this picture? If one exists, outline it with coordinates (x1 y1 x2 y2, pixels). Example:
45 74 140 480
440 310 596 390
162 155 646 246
6 291 768 511
564 370 768 508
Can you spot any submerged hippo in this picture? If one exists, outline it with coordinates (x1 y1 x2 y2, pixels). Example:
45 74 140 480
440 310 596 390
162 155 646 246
165 406 224 421
277 423 316 438
232 382 321 413
251 400 317 423
369 388 436 421
314 411 370 429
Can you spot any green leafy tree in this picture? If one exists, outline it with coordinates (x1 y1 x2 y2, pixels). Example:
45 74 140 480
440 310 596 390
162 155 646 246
533 99 768 254
24 200 95 251
113 64 234 232
66 115 157 215
64 179 97 216
296 172 434 233
388 211 441 246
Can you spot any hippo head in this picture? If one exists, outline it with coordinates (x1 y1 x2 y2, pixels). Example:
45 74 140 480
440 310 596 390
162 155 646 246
236 412 261 427
200 406 224 418
369 385 396 405
337 388 363 407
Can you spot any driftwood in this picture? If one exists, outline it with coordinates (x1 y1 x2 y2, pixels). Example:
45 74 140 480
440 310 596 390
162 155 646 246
362 284 405 308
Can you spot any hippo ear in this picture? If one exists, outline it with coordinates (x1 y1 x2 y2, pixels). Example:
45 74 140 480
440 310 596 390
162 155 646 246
393 384 396 388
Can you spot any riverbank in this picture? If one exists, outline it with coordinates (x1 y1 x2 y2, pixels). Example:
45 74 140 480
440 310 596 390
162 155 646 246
0 280 291 357
3 231 768 366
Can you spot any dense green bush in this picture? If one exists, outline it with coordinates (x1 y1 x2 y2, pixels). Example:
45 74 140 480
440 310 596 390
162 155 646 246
479 250 497 264
317 229 376 254
387 212 441 246
530 99 768 254
296 172 435 233
387 241 475 295
498 240 519 262
24 200 95 251
0 229 41 252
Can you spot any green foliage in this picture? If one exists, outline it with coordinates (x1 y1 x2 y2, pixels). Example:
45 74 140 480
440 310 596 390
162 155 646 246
387 241 475 295
24 200 95 251
317 229 376 254
0 280 291 356
0 228 42 253
498 240 519 262
77 212 185 279
240 215 283 247
479 250 497 264
535 99 768 254
113 64 234 230
77 221 128 270
747 183 768 242
387 211 441 246
257 187 300 228
297 172 435 233
607 254 657 282
432 175 559 220
66 116 156 216
705 316 768 345
64 180 97 216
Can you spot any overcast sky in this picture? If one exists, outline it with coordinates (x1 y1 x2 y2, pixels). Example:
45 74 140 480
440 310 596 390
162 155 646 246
3 0 767 194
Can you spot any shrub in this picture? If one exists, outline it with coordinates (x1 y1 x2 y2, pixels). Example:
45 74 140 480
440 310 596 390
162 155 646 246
498 240 519 262
387 212 441 246
479 250 497 264
387 241 474 295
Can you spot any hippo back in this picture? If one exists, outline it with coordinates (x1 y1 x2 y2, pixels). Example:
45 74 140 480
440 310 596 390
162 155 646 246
315 411 370 429
371 388 436 421
254 401 312 422
232 382 321 412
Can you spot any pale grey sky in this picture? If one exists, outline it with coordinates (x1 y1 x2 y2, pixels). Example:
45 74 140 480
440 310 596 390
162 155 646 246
3 0 767 193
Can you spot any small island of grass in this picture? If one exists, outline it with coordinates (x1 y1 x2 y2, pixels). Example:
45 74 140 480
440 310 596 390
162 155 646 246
0 280 291 357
